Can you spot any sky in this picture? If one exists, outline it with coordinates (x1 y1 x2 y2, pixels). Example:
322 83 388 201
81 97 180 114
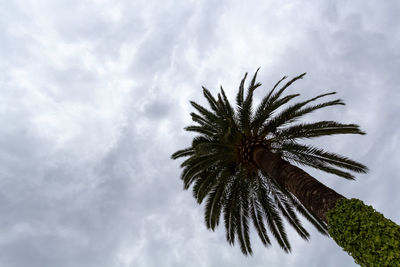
0 0 399 266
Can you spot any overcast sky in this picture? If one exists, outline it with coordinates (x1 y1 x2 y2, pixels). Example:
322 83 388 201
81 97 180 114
1 1 399 266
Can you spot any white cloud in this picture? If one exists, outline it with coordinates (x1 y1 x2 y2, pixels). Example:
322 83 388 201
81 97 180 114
0 0 399 266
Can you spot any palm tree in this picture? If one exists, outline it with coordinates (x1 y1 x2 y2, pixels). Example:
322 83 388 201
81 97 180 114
171 69 399 265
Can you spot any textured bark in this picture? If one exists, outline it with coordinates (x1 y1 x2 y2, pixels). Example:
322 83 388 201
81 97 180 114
252 147 344 222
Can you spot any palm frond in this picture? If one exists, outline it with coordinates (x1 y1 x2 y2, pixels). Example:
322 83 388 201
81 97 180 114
264 172 329 235
171 147 194 159
181 156 217 189
286 154 356 180
190 136 214 151
239 68 261 133
202 86 219 114
250 197 271 246
252 94 300 132
274 121 365 141
204 168 231 229
220 86 236 121
193 168 220 204
185 125 215 137
289 193 329 235
190 112 218 131
266 73 306 110
236 180 252 255
224 175 241 245
281 142 368 174
190 101 221 125
259 191 291 252
260 93 343 136
271 73 306 103
236 73 248 108
273 193 309 240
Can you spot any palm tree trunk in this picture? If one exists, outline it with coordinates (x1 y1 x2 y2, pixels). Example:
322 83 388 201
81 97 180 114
252 147 344 222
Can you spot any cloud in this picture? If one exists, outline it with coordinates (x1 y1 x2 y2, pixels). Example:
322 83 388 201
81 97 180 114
0 0 399 266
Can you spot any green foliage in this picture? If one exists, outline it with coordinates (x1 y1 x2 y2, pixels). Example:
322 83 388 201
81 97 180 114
172 69 368 255
327 198 400 266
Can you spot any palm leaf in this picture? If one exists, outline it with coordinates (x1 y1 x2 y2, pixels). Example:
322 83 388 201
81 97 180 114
274 121 365 141
236 73 248 108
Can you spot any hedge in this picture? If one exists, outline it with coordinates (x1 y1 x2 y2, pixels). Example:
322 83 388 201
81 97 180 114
327 198 400 266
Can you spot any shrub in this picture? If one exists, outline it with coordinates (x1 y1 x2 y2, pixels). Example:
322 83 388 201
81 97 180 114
327 198 400 266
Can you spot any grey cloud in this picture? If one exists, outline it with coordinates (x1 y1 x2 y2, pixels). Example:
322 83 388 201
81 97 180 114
0 0 399 267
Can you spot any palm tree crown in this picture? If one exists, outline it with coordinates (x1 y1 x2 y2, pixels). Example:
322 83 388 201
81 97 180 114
171 69 367 255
